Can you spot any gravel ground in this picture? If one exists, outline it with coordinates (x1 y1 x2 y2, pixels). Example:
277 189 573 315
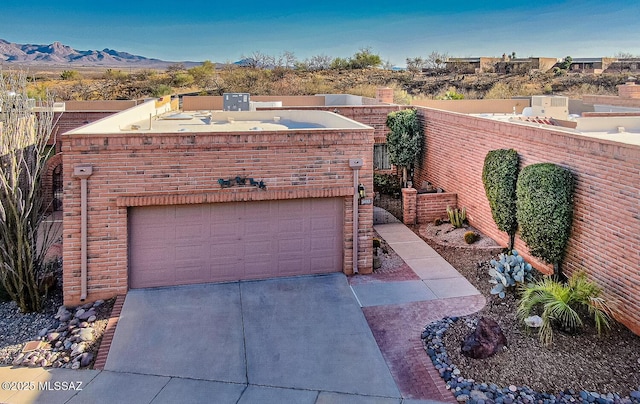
414 223 640 397
0 262 114 369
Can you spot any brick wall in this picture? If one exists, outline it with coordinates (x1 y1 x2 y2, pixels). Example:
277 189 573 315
62 127 374 305
412 107 640 334
402 189 458 225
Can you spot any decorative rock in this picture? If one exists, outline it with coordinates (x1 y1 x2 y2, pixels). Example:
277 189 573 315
79 352 93 367
71 361 80 370
71 343 85 356
79 328 94 342
75 308 85 317
38 327 49 338
461 317 508 359
470 390 489 401
509 385 518 393
456 394 469 402
77 309 96 321
93 300 104 307
47 332 61 342
524 315 543 328
59 313 72 322
12 353 25 365
630 391 640 400
87 315 97 322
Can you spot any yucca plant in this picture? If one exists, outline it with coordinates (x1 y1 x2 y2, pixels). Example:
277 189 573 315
517 271 611 345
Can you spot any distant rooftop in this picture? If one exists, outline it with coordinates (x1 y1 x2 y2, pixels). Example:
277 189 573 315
473 112 640 146
64 101 371 135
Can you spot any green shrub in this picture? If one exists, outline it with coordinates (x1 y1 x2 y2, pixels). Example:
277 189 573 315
517 271 611 345
386 109 423 186
463 231 479 244
482 149 519 250
373 173 402 196
489 250 534 298
446 206 466 228
60 70 81 80
516 163 574 277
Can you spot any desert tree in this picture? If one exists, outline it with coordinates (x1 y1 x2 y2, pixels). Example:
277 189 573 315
426 51 448 70
386 108 423 187
406 57 425 78
0 70 59 312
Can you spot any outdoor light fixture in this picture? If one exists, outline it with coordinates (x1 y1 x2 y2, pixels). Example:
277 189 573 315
358 184 366 199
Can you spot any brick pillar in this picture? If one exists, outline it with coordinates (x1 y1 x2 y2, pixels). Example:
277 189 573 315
618 82 640 99
401 187 417 225
376 87 394 104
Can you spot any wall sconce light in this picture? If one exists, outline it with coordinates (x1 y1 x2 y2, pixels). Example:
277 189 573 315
358 184 366 199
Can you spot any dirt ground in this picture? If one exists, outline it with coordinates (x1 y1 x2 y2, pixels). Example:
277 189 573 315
412 221 640 396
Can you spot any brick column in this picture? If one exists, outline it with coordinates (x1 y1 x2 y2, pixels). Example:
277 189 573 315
376 87 395 104
401 187 417 225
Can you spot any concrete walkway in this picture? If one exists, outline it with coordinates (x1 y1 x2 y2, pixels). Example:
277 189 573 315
344 208 486 401
351 223 480 307
0 208 487 404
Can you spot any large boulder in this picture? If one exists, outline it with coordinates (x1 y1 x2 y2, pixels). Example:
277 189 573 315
461 317 507 359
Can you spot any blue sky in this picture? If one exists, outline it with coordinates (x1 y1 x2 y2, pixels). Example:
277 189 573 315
2 0 640 66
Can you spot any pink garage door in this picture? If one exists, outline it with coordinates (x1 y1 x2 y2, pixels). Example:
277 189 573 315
128 198 344 288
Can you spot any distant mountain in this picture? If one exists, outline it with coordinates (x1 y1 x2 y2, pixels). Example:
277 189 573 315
0 39 200 68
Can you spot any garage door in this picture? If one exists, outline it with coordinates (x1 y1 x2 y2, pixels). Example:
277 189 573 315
128 198 344 288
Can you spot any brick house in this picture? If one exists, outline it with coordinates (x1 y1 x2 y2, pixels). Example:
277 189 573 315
55 88 640 336
61 99 375 305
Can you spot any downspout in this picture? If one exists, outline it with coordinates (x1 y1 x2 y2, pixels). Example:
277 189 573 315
73 165 93 301
349 159 363 274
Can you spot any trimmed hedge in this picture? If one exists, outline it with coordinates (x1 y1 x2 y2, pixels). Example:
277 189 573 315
516 163 574 273
482 149 519 249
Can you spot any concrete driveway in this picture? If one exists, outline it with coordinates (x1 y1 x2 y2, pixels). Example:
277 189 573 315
78 274 407 403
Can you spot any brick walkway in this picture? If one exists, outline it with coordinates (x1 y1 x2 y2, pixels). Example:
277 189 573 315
363 295 485 402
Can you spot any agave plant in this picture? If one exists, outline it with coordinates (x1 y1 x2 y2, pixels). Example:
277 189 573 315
488 250 534 298
517 271 611 345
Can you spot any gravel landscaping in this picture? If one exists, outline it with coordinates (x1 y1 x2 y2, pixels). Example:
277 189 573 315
414 222 640 403
0 261 114 369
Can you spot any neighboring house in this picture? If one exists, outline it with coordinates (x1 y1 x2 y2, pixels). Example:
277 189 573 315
564 57 616 74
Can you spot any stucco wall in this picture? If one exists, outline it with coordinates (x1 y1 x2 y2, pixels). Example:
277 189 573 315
412 106 640 334
62 127 374 305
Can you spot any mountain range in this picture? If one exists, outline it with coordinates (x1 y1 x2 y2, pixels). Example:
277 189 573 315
0 39 197 67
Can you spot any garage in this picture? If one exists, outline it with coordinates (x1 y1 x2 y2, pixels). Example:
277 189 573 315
128 198 344 288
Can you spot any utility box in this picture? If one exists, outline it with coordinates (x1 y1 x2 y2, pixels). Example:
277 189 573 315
531 96 569 119
223 93 250 111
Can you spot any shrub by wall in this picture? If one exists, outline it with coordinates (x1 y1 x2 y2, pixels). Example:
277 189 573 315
516 163 574 276
482 149 519 250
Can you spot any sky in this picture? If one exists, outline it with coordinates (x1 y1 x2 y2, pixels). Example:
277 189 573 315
2 0 640 66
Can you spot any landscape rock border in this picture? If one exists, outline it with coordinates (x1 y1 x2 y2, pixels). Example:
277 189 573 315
10 299 112 370
422 317 640 404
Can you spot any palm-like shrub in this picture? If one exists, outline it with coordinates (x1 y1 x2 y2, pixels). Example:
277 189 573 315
517 272 611 346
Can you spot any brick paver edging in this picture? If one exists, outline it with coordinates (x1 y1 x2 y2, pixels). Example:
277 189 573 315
93 294 126 370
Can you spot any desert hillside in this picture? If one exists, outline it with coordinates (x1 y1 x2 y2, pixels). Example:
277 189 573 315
13 65 630 102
